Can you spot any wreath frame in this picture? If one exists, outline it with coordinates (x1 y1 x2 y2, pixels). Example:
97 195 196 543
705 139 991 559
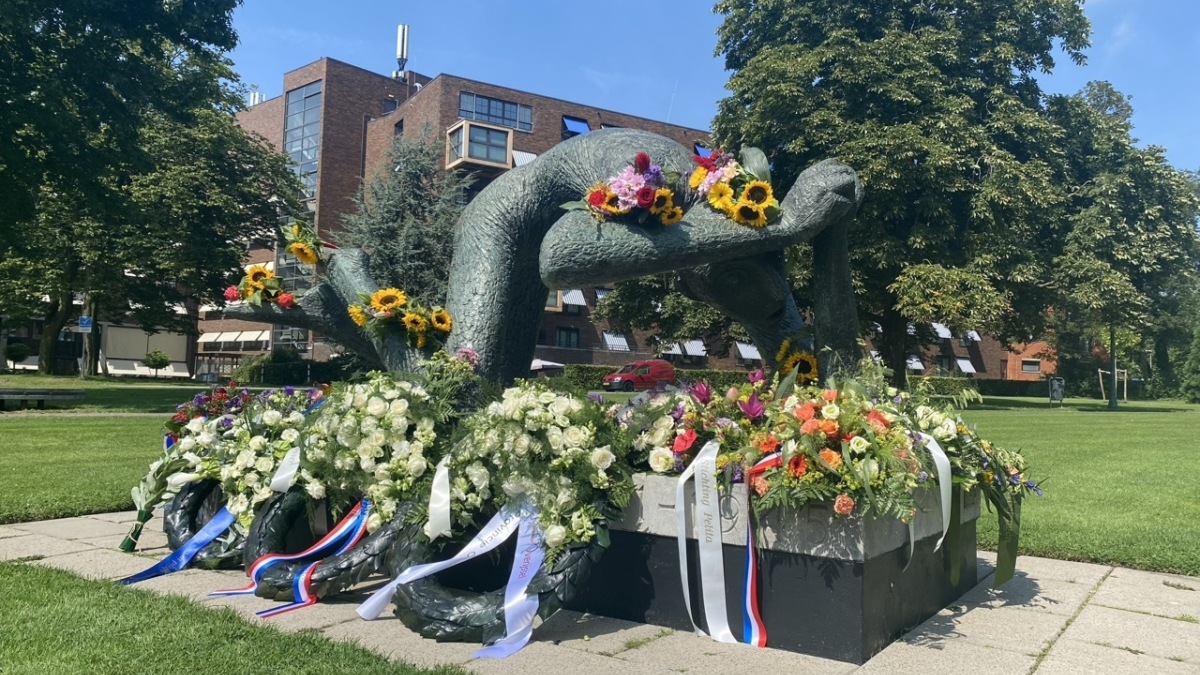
162 478 244 569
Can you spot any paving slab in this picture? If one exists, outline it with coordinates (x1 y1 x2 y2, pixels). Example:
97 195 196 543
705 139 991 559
12 516 133 540
855 639 1036 675
79 529 170 552
616 631 856 675
32 547 154 579
322 613 481 666
1061 604 1200 663
533 609 672 656
266 596 375 634
83 510 139 524
0 525 31 539
1036 638 1200 674
465 640 671 675
1009 556 1111 585
1091 567 1200 620
902 602 1067 656
0 533 95 561
958 573 1098 616
125 568 232 603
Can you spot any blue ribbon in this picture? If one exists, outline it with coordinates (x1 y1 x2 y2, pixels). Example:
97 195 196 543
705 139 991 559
119 506 237 585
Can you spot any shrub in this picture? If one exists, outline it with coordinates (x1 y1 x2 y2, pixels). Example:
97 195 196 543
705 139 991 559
910 376 979 398
4 342 32 368
141 349 171 377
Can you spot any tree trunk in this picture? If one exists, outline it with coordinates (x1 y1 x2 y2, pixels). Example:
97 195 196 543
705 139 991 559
879 303 910 389
38 295 73 375
1153 331 1174 390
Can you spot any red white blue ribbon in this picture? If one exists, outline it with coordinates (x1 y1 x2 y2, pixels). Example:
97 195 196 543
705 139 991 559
742 452 780 647
210 499 370 602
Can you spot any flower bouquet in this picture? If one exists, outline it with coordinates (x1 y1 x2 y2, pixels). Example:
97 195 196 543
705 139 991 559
281 221 335 266
226 264 295 308
561 151 684 226
347 287 453 351
689 147 781 228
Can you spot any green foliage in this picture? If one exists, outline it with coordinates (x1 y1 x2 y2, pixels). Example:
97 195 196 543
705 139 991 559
338 127 474 306
558 363 757 393
4 342 32 367
141 349 171 373
910 376 979 398
592 275 750 356
1180 320 1200 404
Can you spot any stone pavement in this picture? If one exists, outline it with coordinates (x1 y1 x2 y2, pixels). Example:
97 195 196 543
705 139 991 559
3 511 1199 674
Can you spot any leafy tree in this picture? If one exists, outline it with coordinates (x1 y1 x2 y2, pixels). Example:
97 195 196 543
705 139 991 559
4 342 31 370
593 274 750 357
338 128 474 306
709 0 1090 383
1180 319 1200 404
142 349 171 378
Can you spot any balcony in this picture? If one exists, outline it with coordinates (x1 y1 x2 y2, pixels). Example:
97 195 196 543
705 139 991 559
446 120 513 174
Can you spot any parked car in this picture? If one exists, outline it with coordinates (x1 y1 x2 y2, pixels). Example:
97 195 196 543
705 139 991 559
601 359 676 392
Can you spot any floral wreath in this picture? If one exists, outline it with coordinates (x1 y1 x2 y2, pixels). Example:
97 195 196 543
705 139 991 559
561 152 684 226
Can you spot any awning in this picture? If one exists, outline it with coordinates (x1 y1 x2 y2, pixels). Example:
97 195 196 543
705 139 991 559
735 342 761 360
906 355 925 371
602 331 630 352
232 330 269 342
682 339 707 357
513 150 538 167
563 116 591 135
965 330 981 342
531 359 565 371
105 359 141 375
594 287 610 300
956 357 977 374
561 289 587 306
662 343 682 355
197 333 221 343
932 323 952 339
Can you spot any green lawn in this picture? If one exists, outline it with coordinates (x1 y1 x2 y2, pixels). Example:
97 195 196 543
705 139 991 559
963 397 1200 576
0 416 165 523
0 562 463 675
0 373 208 413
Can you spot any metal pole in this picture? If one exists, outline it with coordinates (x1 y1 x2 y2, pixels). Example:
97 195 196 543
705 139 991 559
1108 326 1118 410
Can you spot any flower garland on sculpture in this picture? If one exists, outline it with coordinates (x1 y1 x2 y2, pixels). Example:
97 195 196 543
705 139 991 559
281 221 336 266
561 152 684 226
690 147 781 228
347 287 453 350
225 264 295 308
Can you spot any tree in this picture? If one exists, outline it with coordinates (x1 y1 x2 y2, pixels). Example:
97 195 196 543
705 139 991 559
710 0 1090 383
1180 319 1200 404
593 274 751 357
0 0 239 242
338 128 474 306
4 342 31 370
142 349 171 378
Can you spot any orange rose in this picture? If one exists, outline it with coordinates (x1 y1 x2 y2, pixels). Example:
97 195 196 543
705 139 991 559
819 449 842 469
819 419 839 436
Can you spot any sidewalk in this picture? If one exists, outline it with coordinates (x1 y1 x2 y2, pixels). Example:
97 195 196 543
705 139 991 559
2 511 1198 674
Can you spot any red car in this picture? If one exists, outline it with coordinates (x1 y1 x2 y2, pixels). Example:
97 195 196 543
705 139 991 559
601 360 676 392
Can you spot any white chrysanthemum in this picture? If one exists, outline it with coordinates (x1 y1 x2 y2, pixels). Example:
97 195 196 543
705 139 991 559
229 494 250 515
649 448 675 473
281 428 300 443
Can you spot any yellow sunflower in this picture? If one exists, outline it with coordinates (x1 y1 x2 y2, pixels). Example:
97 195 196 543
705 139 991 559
731 199 768 228
707 182 735 212
288 241 319 265
688 167 709 190
370 288 407 313
659 205 684 226
245 264 275 289
792 352 819 384
775 338 792 364
430 309 453 333
291 224 301 238
348 305 369 327
402 312 428 333
650 188 675 215
416 334 428 350
741 180 775 205
603 191 627 215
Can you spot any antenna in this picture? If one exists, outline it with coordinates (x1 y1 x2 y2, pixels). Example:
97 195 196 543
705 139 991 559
396 24 409 73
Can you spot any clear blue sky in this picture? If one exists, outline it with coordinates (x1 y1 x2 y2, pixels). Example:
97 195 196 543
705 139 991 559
228 0 1200 169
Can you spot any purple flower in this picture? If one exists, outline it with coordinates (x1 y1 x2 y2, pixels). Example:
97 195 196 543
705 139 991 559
643 166 664 187
176 403 187 412
893 395 902 404
455 346 479 366
725 463 744 483
690 381 712 406
918 471 928 483
716 417 735 429
284 386 295 396
192 394 206 407
587 392 604 404
738 392 764 419
748 369 764 384
674 456 688 472
671 404 686 421
219 418 233 428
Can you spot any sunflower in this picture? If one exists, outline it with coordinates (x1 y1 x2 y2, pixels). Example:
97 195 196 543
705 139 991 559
650 188 675 214
291 224 301 238
416 334 428 350
741 180 775 205
288 241 319 265
402 312 428 333
659 205 684 226
688 166 708 190
430 308 453 333
792 352 819 384
731 199 768 228
775 338 792 364
245 264 275 289
602 191 627 215
348 305 369 327
370 288 407 313
707 182 735 212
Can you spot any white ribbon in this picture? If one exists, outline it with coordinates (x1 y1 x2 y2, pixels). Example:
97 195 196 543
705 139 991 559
919 433 953 550
269 447 301 492
473 512 544 658
426 456 453 542
356 504 522 621
675 440 737 644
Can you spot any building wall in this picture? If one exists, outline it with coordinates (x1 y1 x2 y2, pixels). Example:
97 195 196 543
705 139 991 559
1006 341 1056 381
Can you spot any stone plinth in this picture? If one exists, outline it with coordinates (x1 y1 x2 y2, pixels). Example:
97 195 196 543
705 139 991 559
567 474 980 664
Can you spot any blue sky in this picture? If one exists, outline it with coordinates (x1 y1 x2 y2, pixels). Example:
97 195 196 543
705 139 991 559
229 0 1200 169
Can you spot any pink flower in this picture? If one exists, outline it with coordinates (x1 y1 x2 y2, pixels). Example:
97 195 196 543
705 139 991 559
455 346 479 366
822 389 839 402
673 429 698 453
277 292 295 308
738 392 764 419
748 368 764 384
690 381 712 406
223 286 240 302
725 387 740 402
834 494 855 516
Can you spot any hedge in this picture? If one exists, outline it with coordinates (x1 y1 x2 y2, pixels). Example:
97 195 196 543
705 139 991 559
909 376 1052 399
559 364 758 392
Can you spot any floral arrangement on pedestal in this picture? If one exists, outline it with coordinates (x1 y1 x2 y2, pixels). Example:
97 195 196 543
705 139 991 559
689 147 781 228
561 152 684 226
346 287 453 350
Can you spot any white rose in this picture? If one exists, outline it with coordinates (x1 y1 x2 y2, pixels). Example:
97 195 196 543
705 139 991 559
366 397 388 417
196 431 217 448
563 426 587 448
554 414 570 428
590 446 615 470
254 456 274 473
464 463 490 489
359 416 379 433
406 455 427 478
366 512 382 533
235 449 255 469
182 452 202 468
546 427 565 451
185 417 204 434
822 404 840 420
281 428 299 443
548 397 572 417
352 391 368 408
305 447 326 462
249 435 268 451
849 435 870 454
383 388 399 400
543 525 567 548
262 410 283 427
219 465 237 481
178 436 197 452
286 411 304 426
649 427 671 447
556 488 576 510
359 456 377 472
514 434 532 455
649 448 675 473
389 398 409 416
244 471 260 487
305 482 326 500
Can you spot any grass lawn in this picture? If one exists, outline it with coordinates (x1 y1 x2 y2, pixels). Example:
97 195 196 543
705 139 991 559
0 416 165 523
963 397 1200 576
0 562 463 675
0 372 208 413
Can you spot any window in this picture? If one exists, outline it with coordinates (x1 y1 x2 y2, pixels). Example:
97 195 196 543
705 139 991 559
1021 359 1041 373
555 327 580 349
448 126 464 162
272 248 312 351
936 355 953 377
393 119 404 137
959 336 973 347
284 81 322 203
564 303 581 316
382 99 398 114
468 125 509 163
562 115 590 139
546 290 559 308
459 92 532 131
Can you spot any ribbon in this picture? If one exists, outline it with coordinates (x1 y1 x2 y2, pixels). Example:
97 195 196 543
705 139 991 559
425 456 452 542
741 452 781 647
269 447 302 492
920 434 953 551
211 499 370 598
119 506 237 584
675 441 736 644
